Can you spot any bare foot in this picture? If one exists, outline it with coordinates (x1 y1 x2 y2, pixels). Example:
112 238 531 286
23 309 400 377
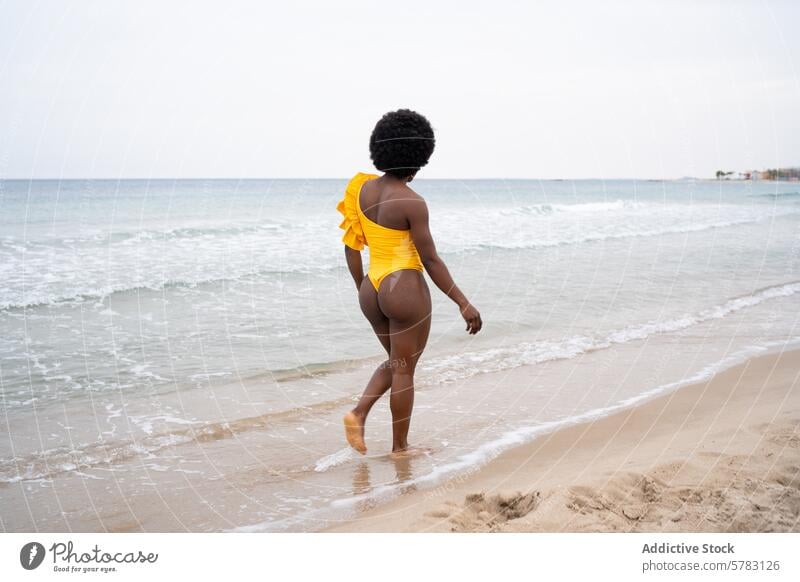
390 445 432 459
343 411 366 454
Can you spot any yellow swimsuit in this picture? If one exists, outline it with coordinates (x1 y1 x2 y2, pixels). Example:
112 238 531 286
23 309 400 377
337 172 424 291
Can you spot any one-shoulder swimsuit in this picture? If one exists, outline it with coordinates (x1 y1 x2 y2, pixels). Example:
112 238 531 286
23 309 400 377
336 172 424 291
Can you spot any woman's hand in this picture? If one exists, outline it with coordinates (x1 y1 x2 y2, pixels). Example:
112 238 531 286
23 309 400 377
459 302 482 335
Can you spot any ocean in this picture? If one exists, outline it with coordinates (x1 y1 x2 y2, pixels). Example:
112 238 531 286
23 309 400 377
1 177 798 531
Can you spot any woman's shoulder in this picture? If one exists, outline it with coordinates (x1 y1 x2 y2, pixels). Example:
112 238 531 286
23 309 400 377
394 183 426 204
387 185 427 223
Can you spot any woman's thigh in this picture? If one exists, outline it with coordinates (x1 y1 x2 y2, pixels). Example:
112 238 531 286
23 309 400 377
377 271 432 367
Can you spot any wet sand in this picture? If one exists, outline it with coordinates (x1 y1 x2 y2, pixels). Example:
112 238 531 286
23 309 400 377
327 348 800 532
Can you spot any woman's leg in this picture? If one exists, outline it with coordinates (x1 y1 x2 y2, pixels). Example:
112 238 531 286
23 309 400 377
378 271 432 452
354 276 394 415
351 361 391 417
344 277 393 453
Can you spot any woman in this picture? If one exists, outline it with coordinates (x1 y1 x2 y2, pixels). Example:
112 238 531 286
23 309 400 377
337 109 482 457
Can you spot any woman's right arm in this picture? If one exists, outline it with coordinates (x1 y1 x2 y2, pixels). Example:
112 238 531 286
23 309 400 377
407 197 482 334
344 246 364 291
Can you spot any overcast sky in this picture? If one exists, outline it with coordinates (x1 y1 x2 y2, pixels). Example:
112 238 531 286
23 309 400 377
1 0 798 179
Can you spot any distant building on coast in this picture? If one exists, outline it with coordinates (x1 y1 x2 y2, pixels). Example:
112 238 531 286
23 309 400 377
716 167 800 181
760 167 800 181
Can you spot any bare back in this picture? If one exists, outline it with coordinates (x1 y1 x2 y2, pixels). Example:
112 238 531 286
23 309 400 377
358 178 422 231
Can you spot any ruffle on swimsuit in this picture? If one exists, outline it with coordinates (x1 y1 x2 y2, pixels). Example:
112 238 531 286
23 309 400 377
336 172 375 251
337 172 424 291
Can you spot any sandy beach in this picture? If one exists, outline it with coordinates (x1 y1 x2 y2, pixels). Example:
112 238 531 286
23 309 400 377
327 348 800 532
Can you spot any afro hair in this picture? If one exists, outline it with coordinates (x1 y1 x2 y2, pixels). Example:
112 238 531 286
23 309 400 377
369 109 435 179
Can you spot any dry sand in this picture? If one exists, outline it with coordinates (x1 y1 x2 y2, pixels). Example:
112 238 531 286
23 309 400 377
327 348 800 532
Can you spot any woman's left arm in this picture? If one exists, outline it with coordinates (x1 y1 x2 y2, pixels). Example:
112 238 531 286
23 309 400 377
344 246 364 290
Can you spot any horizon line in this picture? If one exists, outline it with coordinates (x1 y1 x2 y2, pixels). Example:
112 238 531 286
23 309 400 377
1 175 719 182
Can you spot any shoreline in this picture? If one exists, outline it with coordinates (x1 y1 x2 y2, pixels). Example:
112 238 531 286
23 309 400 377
326 348 800 532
